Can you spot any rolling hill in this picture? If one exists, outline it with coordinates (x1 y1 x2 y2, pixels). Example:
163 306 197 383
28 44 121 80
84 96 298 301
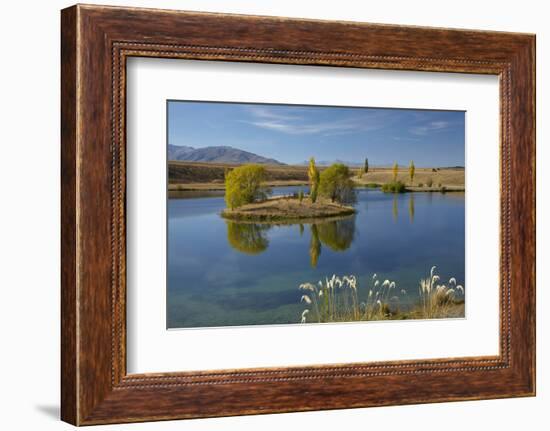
168 145 284 165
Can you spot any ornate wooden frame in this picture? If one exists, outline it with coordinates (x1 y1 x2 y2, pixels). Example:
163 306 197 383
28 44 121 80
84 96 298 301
61 4 536 425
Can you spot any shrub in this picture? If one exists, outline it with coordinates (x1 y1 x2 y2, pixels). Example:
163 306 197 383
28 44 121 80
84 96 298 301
381 181 406 193
318 163 356 204
426 177 433 187
365 182 380 188
224 164 270 209
418 183 424 187
298 189 304 203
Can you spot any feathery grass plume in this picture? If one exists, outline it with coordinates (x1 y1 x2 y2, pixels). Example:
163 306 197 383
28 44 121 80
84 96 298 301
298 267 464 323
298 272 400 323
418 266 465 318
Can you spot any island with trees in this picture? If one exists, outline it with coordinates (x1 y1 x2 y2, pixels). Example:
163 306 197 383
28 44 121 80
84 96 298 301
220 159 357 222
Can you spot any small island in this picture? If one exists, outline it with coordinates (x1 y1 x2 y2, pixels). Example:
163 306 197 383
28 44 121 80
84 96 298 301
220 160 357 222
221 195 355 222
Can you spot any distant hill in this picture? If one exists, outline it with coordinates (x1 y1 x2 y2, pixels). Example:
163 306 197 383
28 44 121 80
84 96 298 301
168 145 284 165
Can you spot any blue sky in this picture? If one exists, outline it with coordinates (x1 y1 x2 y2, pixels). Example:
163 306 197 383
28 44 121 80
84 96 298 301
168 101 465 167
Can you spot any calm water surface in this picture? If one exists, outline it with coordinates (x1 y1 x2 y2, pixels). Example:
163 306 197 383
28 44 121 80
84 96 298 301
167 186 465 328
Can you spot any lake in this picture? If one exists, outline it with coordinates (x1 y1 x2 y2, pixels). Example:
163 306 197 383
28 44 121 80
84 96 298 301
167 186 465 328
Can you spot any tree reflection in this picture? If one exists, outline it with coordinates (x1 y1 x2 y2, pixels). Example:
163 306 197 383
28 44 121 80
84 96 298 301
309 216 356 266
392 195 398 221
316 217 356 251
226 216 356 265
309 224 322 268
408 193 415 223
226 221 270 255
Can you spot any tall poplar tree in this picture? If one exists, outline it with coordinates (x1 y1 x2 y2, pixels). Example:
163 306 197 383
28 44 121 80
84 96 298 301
409 160 415 185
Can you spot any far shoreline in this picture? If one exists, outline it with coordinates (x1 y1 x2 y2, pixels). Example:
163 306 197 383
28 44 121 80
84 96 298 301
168 180 465 193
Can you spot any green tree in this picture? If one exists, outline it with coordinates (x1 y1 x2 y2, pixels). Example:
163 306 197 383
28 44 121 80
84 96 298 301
224 164 270 209
318 163 356 204
308 157 320 203
364 158 369 175
298 189 304 203
409 160 415 185
392 162 398 182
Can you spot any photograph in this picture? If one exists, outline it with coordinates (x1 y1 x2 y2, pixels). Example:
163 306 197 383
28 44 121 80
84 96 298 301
167 101 466 328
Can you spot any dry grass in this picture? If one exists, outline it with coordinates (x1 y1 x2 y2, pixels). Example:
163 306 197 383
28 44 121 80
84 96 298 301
169 162 465 191
354 167 464 188
169 161 310 186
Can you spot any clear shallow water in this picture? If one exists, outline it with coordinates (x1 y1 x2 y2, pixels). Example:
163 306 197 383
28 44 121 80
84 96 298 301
167 186 465 328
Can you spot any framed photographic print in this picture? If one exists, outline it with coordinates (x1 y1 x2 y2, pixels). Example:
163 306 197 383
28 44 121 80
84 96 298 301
61 4 536 425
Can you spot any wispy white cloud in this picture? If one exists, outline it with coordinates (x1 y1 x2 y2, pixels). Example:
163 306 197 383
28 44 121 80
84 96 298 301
392 136 420 142
244 105 302 122
242 105 391 136
409 120 451 136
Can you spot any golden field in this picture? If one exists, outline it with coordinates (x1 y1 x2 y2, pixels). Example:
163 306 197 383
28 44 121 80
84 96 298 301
168 161 464 192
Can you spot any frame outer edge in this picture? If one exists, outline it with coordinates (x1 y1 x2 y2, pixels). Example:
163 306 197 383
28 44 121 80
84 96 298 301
61 5 79 426
502 35 536 396
531 35 536 396
60 4 536 425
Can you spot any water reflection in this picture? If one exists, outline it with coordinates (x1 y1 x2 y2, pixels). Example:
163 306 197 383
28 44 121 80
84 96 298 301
316 216 356 251
168 187 465 328
226 222 270 255
309 224 321 268
226 215 357 267
409 193 415 223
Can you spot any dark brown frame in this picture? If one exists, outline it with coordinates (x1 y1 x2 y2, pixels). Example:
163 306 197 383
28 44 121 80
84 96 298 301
61 4 536 426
